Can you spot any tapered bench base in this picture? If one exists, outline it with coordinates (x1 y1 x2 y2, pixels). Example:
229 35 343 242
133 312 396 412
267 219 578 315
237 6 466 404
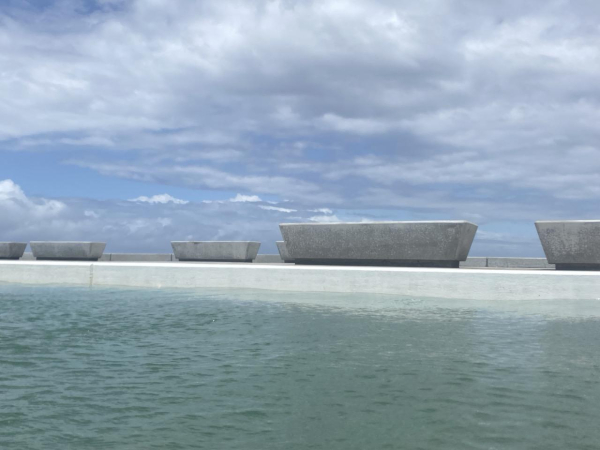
177 258 254 263
294 259 460 268
555 263 600 271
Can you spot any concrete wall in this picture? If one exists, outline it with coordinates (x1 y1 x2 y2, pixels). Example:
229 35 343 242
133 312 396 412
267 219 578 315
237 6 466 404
106 253 174 262
20 252 552 268
461 257 553 269
1 260 599 301
254 254 283 263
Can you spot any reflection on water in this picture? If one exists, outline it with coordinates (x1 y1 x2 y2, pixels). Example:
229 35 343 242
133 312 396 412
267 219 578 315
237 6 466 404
1 284 600 449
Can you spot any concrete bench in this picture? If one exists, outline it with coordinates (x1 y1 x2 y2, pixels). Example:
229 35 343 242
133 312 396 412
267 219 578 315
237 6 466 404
536 220 600 270
0 243 27 260
30 242 106 261
280 221 477 268
171 241 261 262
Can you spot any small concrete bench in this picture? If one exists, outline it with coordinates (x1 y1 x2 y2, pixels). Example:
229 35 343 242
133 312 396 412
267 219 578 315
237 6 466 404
30 242 106 261
536 220 600 270
280 221 477 268
0 243 27 260
171 241 261 262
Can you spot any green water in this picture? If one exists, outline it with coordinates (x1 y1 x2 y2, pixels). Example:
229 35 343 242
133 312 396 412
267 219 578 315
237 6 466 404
1 285 600 449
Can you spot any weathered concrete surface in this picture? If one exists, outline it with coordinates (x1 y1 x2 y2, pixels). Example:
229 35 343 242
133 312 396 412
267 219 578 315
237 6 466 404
171 241 261 262
30 242 106 261
461 257 553 269
460 257 487 268
0 243 27 260
487 257 553 269
280 221 477 267
109 253 174 262
254 254 283 263
276 241 294 263
2 260 600 301
536 220 600 270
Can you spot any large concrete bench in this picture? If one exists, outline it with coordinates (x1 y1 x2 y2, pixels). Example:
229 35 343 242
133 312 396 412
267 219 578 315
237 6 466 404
279 221 477 268
0 243 27 260
30 242 106 261
171 241 261 262
536 220 600 270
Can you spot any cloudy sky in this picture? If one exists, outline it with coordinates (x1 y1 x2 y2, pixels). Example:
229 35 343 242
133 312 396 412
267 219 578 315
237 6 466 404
1 0 599 255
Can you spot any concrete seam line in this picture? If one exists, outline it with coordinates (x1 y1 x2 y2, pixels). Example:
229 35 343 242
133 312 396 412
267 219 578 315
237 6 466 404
89 264 94 287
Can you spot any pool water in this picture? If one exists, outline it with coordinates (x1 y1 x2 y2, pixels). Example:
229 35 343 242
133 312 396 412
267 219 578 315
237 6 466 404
1 285 600 449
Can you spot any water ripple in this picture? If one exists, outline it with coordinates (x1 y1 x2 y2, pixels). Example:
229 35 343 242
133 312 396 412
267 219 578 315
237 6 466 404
1 284 600 449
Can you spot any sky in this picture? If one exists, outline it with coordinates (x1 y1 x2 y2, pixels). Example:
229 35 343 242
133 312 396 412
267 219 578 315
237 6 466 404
1 0 599 255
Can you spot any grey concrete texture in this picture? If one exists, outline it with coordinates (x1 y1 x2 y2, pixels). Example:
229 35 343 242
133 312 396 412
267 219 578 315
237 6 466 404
276 241 294 263
30 242 106 261
280 221 478 266
171 241 261 262
20 252 35 261
461 257 553 269
487 257 553 269
254 254 283 263
109 253 174 262
536 221 600 268
0 242 27 260
460 257 487 268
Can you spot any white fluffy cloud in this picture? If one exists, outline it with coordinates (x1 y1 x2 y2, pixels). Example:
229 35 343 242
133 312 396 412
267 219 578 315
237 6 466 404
0 179 333 253
0 179 66 229
130 194 189 205
229 194 262 203
309 215 341 223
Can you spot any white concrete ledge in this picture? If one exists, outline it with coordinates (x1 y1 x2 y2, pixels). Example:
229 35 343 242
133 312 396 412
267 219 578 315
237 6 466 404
1 260 600 301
